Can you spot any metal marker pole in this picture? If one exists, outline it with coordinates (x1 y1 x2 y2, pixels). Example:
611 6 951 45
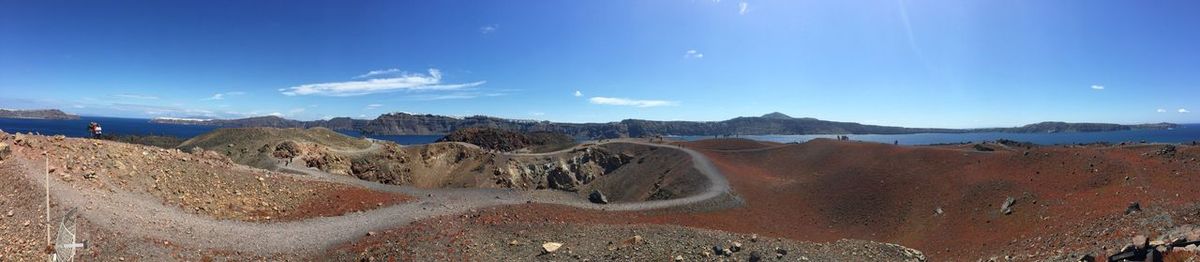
46 156 51 261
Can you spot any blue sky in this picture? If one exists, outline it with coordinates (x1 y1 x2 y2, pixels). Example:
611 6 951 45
1 0 1197 128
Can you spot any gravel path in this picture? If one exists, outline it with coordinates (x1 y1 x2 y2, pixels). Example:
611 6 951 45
17 139 735 256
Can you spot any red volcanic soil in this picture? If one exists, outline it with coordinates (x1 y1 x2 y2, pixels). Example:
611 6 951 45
461 138 1200 260
272 187 413 222
676 138 782 151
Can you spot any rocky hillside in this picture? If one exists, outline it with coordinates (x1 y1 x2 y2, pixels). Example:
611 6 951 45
150 112 1180 138
0 109 79 120
976 121 1178 133
435 127 574 152
177 127 371 170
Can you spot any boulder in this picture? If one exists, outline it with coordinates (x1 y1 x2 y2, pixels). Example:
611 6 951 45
589 190 608 204
542 242 563 253
1000 196 1016 215
1125 202 1141 215
0 142 9 160
749 251 764 262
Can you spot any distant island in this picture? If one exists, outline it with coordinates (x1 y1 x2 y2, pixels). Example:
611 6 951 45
0 109 80 120
149 112 1179 138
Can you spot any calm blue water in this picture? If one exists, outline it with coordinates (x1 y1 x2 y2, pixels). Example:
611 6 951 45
670 124 1200 145
0 116 442 145
3 117 1197 146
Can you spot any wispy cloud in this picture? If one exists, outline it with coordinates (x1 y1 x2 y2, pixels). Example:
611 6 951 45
684 49 704 59
738 1 749 15
404 91 506 101
1181 108 1191 113
1091 85 1105 90
589 97 679 107
114 93 159 100
204 91 246 100
480 24 499 34
355 68 404 79
365 104 384 110
281 68 486 97
574 90 583 97
1157 108 1167 113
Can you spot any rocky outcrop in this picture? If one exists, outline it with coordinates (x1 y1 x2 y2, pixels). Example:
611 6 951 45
0 109 79 120
495 147 633 191
435 127 573 152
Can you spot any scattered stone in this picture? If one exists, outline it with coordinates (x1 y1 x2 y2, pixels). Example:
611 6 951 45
542 242 563 253
623 235 643 245
1125 202 1141 215
366 231 377 236
1077 254 1094 262
935 207 944 216
1001 196 1016 215
775 247 788 257
749 251 764 262
5 210 12 217
712 245 725 255
1133 235 1148 249
730 241 743 252
83 172 97 179
588 189 608 204
1155 145 1177 157
0 142 9 160
674 255 684 261
509 240 520 246
750 233 758 242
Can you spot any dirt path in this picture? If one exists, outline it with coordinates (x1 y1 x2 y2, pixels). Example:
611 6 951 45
16 139 735 256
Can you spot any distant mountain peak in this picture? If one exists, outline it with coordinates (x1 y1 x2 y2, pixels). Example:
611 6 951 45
761 112 792 119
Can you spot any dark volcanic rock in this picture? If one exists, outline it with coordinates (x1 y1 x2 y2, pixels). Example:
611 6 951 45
1126 202 1141 215
435 127 572 152
589 190 608 204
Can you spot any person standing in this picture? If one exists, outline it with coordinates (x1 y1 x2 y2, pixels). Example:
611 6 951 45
88 122 103 138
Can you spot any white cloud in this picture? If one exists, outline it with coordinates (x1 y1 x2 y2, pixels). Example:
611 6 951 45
480 24 499 34
355 68 404 79
404 91 504 101
574 90 583 97
1180 108 1191 113
684 49 704 59
738 1 749 15
204 91 246 100
365 104 384 110
1157 108 1167 113
281 68 486 97
589 97 679 107
268 112 284 117
1091 85 1104 90
288 108 306 114
530 112 545 116
114 93 159 100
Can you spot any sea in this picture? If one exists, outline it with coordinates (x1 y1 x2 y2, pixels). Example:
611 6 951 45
0 116 443 145
2 116 1198 146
